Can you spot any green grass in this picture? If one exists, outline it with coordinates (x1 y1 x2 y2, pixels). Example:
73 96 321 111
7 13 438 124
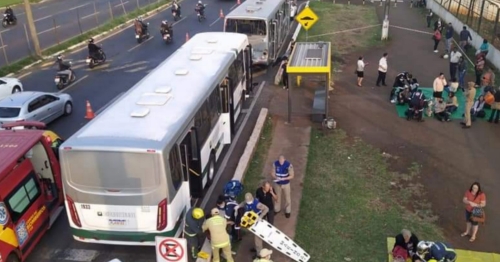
237 116 274 202
297 2 382 55
0 0 168 77
0 0 39 7
294 129 443 261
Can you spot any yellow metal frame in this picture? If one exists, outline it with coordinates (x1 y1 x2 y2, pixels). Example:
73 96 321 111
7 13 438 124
285 42 332 82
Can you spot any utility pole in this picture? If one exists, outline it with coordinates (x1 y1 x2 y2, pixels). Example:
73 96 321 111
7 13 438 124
23 0 42 57
381 0 391 40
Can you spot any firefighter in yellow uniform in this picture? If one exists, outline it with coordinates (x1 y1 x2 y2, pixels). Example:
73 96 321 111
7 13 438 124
202 208 234 262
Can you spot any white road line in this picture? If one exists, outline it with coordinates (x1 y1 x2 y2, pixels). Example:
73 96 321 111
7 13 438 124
38 6 48 10
200 81 266 208
0 29 9 34
209 17 220 27
127 36 155 52
95 92 124 115
114 1 129 8
172 16 186 26
57 75 88 93
82 12 99 20
34 14 52 22
230 3 238 10
37 26 60 35
69 3 91 10
0 45 7 49
17 72 32 79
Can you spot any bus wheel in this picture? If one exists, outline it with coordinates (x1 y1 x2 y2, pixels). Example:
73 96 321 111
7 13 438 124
7 254 20 262
207 153 216 185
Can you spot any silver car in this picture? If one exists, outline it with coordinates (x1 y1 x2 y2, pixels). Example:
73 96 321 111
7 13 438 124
0 91 73 125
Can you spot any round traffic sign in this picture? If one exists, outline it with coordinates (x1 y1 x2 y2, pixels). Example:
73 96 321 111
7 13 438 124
158 239 185 261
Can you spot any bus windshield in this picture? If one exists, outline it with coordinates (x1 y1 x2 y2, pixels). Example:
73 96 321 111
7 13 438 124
225 19 267 35
63 150 159 190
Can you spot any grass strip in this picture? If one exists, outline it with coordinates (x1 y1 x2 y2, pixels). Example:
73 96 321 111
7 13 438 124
0 0 39 8
0 0 168 77
294 129 443 261
237 116 274 202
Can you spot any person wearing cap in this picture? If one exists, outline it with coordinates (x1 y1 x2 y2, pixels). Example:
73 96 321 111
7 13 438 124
202 208 234 262
184 207 205 259
239 192 269 255
271 155 294 218
254 248 274 262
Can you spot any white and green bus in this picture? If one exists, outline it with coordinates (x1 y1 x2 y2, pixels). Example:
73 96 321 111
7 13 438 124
59 32 252 245
224 0 291 66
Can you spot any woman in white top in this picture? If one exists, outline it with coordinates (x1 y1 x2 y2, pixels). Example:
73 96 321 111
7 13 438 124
356 56 367 87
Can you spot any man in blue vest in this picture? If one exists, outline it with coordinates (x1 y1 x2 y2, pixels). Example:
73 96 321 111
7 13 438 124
271 155 294 218
239 192 269 256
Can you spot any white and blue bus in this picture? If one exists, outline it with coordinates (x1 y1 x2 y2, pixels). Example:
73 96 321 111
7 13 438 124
59 32 252 245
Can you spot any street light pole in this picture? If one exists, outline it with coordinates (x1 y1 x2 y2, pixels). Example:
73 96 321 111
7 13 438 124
23 0 42 57
381 0 391 40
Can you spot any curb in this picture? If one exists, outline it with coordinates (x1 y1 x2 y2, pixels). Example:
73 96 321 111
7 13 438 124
5 1 174 77
195 108 269 262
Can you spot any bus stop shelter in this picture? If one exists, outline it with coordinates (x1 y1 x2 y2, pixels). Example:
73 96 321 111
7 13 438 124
286 42 331 123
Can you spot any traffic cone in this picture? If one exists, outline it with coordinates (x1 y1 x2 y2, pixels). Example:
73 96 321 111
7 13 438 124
186 32 190 42
237 0 241 5
219 9 224 18
84 100 95 119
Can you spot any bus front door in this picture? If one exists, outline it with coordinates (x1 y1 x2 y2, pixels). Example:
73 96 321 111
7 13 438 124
220 79 235 135
180 129 203 198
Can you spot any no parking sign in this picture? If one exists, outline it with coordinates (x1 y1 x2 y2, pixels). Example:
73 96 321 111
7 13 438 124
155 236 188 262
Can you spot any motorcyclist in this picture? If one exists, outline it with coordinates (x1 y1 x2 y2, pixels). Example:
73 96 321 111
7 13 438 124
195 1 205 17
416 241 457 262
4 6 15 22
54 55 73 82
135 17 148 35
87 38 102 60
160 20 173 37
172 1 181 18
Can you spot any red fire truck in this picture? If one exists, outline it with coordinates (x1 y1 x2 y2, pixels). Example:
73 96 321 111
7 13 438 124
0 121 65 262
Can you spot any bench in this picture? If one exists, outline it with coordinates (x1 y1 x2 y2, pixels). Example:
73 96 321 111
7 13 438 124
312 88 327 123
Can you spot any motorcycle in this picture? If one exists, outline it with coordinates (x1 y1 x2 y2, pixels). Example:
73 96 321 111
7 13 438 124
172 8 180 21
86 48 107 69
195 6 206 22
54 62 76 90
2 14 17 28
162 31 172 44
135 23 150 43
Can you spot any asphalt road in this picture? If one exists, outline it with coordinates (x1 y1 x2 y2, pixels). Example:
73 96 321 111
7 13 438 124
0 0 161 67
11 0 267 261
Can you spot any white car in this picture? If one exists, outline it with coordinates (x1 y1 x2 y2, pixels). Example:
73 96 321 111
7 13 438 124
0 77 23 100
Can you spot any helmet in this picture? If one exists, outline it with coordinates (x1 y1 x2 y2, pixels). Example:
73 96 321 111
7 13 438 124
416 241 433 257
56 55 63 61
136 16 142 21
198 1 202 3
192 208 204 219
162 20 168 25
88 38 94 43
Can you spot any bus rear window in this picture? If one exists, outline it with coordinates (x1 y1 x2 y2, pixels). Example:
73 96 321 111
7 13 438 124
63 150 159 190
0 107 21 118
225 19 267 35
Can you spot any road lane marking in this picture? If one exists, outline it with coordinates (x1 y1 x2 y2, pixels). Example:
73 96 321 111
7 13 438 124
114 1 129 8
34 15 52 22
57 75 88 93
82 12 99 20
124 65 148 73
95 92 125 115
209 17 220 27
38 6 48 10
127 36 155 52
0 29 10 34
230 3 238 10
200 81 265 208
69 3 91 10
53 248 99 262
104 61 148 72
0 45 6 49
172 16 186 25
17 72 32 79
37 26 60 35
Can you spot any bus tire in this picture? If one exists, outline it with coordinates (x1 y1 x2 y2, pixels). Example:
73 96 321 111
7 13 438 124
207 152 216 186
7 254 20 262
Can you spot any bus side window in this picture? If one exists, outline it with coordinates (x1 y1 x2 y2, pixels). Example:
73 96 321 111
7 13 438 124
168 146 183 192
5 173 41 223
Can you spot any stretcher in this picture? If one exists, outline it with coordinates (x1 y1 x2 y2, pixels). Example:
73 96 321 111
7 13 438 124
241 211 310 262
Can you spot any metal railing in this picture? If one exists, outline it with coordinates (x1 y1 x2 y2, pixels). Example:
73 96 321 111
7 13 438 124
436 0 500 48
